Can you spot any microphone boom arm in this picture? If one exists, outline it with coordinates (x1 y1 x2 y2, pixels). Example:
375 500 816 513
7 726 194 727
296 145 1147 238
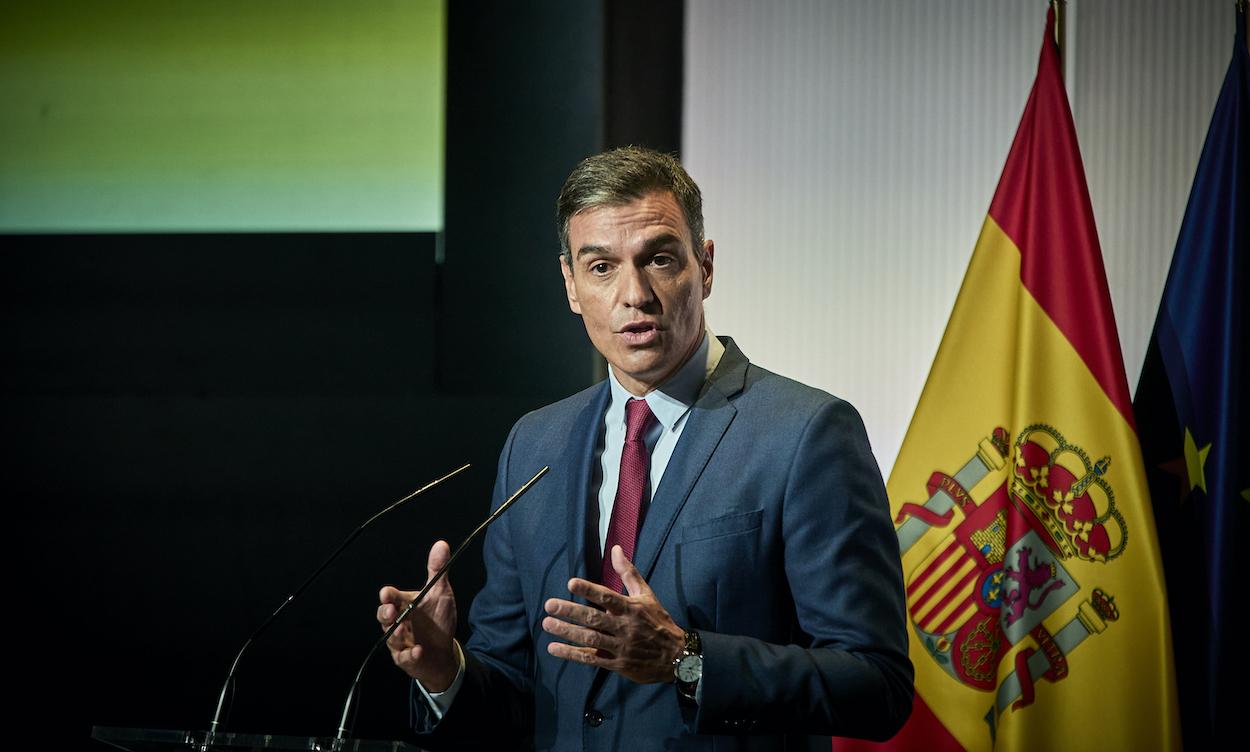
206 462 472 741
334 465 550 742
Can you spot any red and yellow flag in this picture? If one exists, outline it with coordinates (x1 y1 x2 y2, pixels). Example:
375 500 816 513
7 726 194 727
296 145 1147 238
856 9 1179 751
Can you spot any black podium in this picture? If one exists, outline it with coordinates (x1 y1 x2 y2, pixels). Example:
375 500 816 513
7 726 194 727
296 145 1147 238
91 727 423 752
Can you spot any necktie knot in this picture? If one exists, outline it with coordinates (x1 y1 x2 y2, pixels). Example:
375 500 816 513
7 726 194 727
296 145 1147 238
624 398 656 443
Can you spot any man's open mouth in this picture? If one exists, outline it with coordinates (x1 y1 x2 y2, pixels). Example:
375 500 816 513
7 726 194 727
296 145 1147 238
620 322 657 334
619 322 660 344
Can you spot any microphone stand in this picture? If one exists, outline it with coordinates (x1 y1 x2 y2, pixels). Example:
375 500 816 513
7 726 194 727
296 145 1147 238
203 462 472 749
333 465 549 745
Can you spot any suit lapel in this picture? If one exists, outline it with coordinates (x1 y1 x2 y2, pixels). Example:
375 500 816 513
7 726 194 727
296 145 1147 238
554 382 611 712
632 338 749 582
564 382 611 587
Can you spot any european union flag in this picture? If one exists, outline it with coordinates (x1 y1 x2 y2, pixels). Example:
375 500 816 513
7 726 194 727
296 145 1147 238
1134 6 1248 749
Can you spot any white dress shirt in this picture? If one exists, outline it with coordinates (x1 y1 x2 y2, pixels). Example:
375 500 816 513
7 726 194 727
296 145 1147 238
595 329 725 551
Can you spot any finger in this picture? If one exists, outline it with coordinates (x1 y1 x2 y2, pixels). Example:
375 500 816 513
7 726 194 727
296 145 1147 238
377 602 399 624
378 586 412 626
392 644 426 673
546 641 614 668
386 623 413 653
544 597 617 632
388 600 443 636
379 598 429 643
379 585 411 606
611 545 654 598
541 616 618 653
379 598 422 629
385 615 440 657
426 540 453 590
385 615 422 660
567 578 630 613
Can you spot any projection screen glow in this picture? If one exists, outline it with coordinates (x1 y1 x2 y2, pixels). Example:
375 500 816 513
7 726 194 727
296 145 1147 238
0 0 444 232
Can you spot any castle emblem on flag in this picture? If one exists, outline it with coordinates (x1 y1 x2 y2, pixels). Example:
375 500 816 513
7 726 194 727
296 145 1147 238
895 425 1127 724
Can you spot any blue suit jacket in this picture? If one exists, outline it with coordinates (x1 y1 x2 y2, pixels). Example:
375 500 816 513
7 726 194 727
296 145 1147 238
413 338 913 750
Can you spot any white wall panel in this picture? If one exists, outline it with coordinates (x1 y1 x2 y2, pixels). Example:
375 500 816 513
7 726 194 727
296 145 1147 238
683 0 1229 474
1075 0 1229 390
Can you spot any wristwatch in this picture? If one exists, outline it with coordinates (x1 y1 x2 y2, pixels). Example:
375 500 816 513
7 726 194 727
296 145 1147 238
673 629 703 700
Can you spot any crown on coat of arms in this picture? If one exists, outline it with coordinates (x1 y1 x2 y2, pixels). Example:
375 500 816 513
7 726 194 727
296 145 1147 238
1076 587 1121 636
1011 424 1128 563
1089 587 1120 622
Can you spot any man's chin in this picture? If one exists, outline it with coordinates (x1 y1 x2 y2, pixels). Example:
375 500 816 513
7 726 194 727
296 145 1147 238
605 352 663 381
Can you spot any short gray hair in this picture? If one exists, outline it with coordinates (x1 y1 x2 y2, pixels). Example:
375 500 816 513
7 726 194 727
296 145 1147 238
556 146 705 265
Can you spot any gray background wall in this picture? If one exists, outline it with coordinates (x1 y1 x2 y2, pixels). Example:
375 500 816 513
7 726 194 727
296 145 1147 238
684 0 1230 473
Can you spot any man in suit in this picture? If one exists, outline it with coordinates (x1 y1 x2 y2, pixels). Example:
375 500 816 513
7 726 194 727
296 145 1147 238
377 147 913 750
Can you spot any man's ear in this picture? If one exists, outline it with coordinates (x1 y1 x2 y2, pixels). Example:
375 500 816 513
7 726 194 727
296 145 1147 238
560 254 582 314
700 239 715 300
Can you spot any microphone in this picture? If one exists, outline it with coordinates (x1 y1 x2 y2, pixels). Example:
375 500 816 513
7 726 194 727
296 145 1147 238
205 462 472 743
334 465 550 743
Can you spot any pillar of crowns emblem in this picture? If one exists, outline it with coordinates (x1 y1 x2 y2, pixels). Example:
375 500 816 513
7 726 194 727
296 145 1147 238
1010 424 1127 563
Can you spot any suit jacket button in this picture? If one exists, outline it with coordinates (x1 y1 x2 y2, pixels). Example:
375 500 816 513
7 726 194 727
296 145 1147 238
585 710 604 727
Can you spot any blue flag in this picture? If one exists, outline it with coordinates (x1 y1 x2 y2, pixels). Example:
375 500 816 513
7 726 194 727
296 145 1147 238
1134 7 1248 749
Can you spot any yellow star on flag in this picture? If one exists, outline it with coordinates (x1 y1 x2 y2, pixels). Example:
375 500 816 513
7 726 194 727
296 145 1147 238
1182 427 1212 494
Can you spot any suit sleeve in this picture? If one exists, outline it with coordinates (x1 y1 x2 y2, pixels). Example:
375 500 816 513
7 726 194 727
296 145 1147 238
691 398 914 741
409 419 536 750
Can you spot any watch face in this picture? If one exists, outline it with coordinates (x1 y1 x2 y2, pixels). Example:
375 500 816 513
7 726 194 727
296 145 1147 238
675 654 703 683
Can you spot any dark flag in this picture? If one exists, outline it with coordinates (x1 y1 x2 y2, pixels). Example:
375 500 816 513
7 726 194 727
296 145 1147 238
1134 6 1248 749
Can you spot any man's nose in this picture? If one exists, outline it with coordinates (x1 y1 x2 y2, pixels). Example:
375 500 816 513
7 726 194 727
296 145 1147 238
619 266 655 308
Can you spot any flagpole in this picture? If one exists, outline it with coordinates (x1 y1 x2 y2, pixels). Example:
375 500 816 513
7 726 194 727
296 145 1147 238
1240 0 1249 54
1049 1 1076 125
1051 0 1066 76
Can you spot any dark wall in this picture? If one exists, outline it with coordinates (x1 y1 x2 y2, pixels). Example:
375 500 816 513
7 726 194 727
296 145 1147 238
440 0 684 393
5 2 683 749
605 0 685 153
439 1 604 395
6 234 515 745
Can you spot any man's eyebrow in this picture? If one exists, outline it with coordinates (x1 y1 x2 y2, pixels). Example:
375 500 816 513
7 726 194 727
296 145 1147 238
574 233 685 259
641 233 685 252
575 244 612 259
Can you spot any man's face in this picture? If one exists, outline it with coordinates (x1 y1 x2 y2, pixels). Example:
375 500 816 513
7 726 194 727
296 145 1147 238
561 190 714 396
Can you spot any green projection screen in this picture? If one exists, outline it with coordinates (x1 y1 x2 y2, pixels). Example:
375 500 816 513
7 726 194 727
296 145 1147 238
0 0 444 232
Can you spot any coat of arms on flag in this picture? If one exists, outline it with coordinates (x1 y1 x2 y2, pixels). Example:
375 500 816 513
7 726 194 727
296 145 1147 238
895 424 1126 733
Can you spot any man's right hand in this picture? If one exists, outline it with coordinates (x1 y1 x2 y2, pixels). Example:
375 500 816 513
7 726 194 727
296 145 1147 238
378 540 459 692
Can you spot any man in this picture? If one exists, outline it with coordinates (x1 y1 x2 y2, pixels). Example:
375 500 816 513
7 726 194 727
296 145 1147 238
378 147 913 750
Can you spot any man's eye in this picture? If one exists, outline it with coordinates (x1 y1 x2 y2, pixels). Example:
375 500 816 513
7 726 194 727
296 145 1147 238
590 262 612 275
651 255 674 268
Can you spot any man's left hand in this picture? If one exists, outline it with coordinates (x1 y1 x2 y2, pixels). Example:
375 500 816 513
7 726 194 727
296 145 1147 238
542 544 685 684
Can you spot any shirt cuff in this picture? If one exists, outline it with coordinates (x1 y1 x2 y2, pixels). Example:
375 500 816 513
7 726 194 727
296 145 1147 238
413 640 466 721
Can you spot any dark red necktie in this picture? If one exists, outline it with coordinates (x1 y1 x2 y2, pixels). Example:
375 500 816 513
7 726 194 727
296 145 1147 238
601 398 657 593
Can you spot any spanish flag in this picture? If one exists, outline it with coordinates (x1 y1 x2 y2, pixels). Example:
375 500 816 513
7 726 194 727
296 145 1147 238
855 8 1180 750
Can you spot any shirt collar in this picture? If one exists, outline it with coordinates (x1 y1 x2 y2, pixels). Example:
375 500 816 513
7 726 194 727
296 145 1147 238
607 327 723 432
